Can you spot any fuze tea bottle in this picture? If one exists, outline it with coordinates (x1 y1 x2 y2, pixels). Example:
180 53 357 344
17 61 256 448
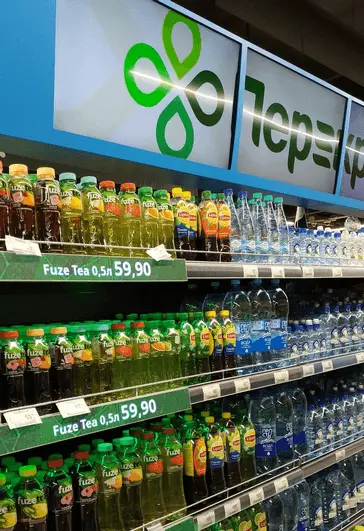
154 190 176 258
68 325 93 399
161 428 187 520
0 161 10 250
220 412 242 488
205 416 226 498
193 312 212 383
177 313 196 383
118 437 143 531
70 450 98 531
182 421 208 506
220 311 237 375
0 330 26 410
140 432 165 524
120 183 142 257
35 167 62 252
80 176 105 255
96 443 123 531
49 327 74 400
199 191 218 261
171 187 190 258
8 164 35 240
182 191 198 260
0 474 16 531
139 186 159 252
15 465 47 531
45 456 74 531
111 323 134 399
131 322 150 390
163 320 182 383
217 193 231 262
99 181 122 255
24 328 52 414
59 173 84 254
91 324 115 401
205 311 223 380
147 321 166 390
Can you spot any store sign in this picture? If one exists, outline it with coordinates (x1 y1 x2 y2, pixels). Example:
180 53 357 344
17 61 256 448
54 0 239 168
339 102 364 200
238 50 346 193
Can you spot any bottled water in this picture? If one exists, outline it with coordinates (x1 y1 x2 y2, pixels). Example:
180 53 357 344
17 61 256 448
352 451 364 510
308 476 324 531
313 230 321 265
224 188 242 262
263 494 284 531
274 197 289 264
318 305 333 357
268 280 289 366
350 303 361 353
248 279 272 369
329 465 350 523
348 386 359 438
236 191 255 261
330 386 344 447
342 387 356 443
291 385 308 456
306 404 324 457
339 302 352 354
349 231 358 265
264 194 279 263
340 229 350 265
339 458 357 515
295 480 310 531
316 226 325 264
351 384 363 437
275 386 294 466
252 193 268 263
299 229 307 265
312 319 321 360
280 487 298 531
321 471 339 529
248 390 278 474
359 300 364 348
324 228 332 264
290 227 300 264
332 231 341 265
303 320 314 362
304 229 314 265
320 399 334 452
287 326 299 365
358 230 364 263
202 281 224 314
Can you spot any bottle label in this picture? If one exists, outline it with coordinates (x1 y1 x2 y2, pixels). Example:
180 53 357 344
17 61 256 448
2 344 26 374
290 342 299 359
58 344 75 366
357 480 364 502
352 325 359 342
314 427 323 446
314 506 323 526
183 438 207 477
222 323 236 356
72 336 93 363
314 243 320 257
251 320 271 352
349 487 358 509
199 328 213 356
326 421 334 440
320 338 327 353
10 181 35 208
306 243 313 256
211 326 223 357
144 454 163 478
103 194 121 217
174 200 189 238
235 321 252 355
342 489 350 511
0 498 17 529
100 466 122 492
142 199 159 220
207 435 224 468
26 341 51 371
256 240 268 254
270 319 287 350
61 186 82 212
325 244 331 257
313 339 320 352
17 488 47 522
328 497 337 519
335 419 343 437
254 511 267 531
255 424 276 457
120 460 143 485
36 181 61 210
294 243 300 256
77 470 98 503
114 335 132 359
239 521 252 531
348 415 354 432
201 201 218 237
135 335 150 358
339 325 349 344
276 421 293 452
54 478 74 511
243 428 256 452
158 202 174 222
87 191 104 213
358 413 363 428
223 429 241 463
163 444 184 472
331 327 339 345
122 197 141 218
187 203 198 239
217 204 231 239
246 239 256 253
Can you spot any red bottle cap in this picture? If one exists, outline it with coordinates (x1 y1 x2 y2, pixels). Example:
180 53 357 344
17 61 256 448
121 183 136 191
111 323 126 330
99 180 115 189
74 451 89 460
141 432 154 440
131 322 144 328
0 330 18 339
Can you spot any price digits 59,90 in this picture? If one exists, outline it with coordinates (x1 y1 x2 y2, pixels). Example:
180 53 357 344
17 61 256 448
113 260 151 278
120 399 157 421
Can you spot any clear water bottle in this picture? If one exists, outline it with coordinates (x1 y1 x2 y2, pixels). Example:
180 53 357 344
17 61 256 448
321 470 339 529
290 227 300 264
305 229 314 265
312 319 321 360
295 480 310 531
304 320 314 362
268 280 289 367
236 191 255 262
263 494 284 531
354 301 364 350
329 465 351 523
318 305 333 358
316 226 325 264
340 229 350 265
274 197 289 264
202 281 224 314
224 188 242 262
252 193 269 263
352 451 364 510
248 279 272 370
348 386 359 438
292 385 308 456
264 195 279 264
338 303 352 355
320 399 334 452
323 228 333 265
299 229 307 265
332 231 341 265
313 230 321 265
358 384 364 434
275 386 294 466
342 387 356 443
358 229 364 264
349 231 358 265
306 404 324 457
308 475 324 531
340 458 358 515
287 326 299 365
331 385 344 447
280 487 298 531
248 390 278 474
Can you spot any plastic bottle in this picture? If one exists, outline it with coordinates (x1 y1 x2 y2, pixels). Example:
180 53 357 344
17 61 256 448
352 302 363 353
34 167 61 252
273 197 289 263
220 310 237 375
339 458 357 515
120 183 142 257
220 412 241 488
140 432 165 523
275 387 294 466
8 164 35 241
146 321 167 390
320 399 334 452
118 437 143 530
192 312 212 382
15 465 47 531
321 471 339 529
160 427 186 520
231 510 253 531
181 191 197 260
268 280 289 365
331 386 344 447
235 407 256 481
349 231 358 265
248 279 272 369
205 311 223 380
59 172 84 254
163 320 182 383
327 305 340 357
170 187 190 259
24 327 51 414
0 161 9 250
263 195 279 263
215 193 231 262
308 476 324 531
205 416 226 497
329 465 351 523
290 386 307 457
79 176 105 254
203 281 224 315
45 455 73 531
0 330 26 410
263 494 283 531
353 451 364 510
69 450 98 531
306 404 324 457
248 504 267 531
177 313 197 384
182 420 208 506
154 190 176 258
251 193 268 263
236 191 255 262
280 487 298 531
340 228 350 265
249 391 278 473
95 443 123 531
0 473 16 531
111 323 133 399
138 186 159 252
98 181 122 255
224 189 241 262
48 327 74 401
343 386 357 442
131 322 150 389
199 190 219 261
295 480 310 531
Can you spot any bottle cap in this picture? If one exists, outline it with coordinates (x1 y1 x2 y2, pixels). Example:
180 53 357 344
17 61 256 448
274 197 283 204
92 438 104 449
126 313 138 320
50 327 67 335
130 427 143 437
194 312 203 319
121 182 136 191
97 443 113 453
9 164 28 176
217 193 225 200
224 188 233 195
141 431 154 440
0 474 6 486
131 321 144 328
19 465 37 478
162 427 175 434
154 189 168 199
182 191 191 200
222 412 231 419
201 411 210 418
177 312 188 320
47 457 63 469
205 416 214 424
253 192 262 199
164 320 176 327
77 444 91 452
201 190 212 199
74 451 89 460
205 311 216 318
119 437 135 447
0 330 18 339
59 172 76 182
111 323 126 330
99 180 115 189
37 167 55 179
26 328 44 337
263 194 273 201
139 186 153 195
80 176 97 185
171 187 182 197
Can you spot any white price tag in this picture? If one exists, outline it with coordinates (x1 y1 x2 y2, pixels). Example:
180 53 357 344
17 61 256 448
274 370 289 384
243 265 258 278
4 408 42 430
234 378 251 393
302 267 314 278
56 398 91 419
202 383 221 401
271 266 285 278
274 476 289 493
249 487 264 506
196 511 215 530
5 235 41 257
335 449 346 461
356 353 364 364
322 359 334 372
146 244 172 262
225 498 241 517
332 267 343 277
302 364 315 377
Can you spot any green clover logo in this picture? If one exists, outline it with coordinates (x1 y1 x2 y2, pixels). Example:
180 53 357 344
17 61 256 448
124 10 226 159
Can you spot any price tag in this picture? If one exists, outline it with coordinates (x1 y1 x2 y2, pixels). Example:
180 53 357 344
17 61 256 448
274 370 289 384
243 265 258 278
196 511 215 530
5 235 41 257
302 267 314 278
356 353 364 364
249 487 264 506
322 359 334 372
4 408 42 430
271 266 285 278
224 498 241 517
146 244 172 262
234 378 251 393
274 476 289 493
302 364 315 377
336 449 346 461
332 267 342 277
56 398 91 419
202 383 221 401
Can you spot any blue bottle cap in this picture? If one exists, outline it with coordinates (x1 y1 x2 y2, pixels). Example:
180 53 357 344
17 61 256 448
59 172 76 182
80 176 97 185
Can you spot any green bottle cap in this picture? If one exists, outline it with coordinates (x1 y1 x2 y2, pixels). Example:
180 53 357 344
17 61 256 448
0 474 6 486
27 457 42 467
59 172 76 182
253 192 262 199
274 197 283 204
115 313 124 320
154 189 168 199
126 313 138 320
64 458 74 468
139 314 149 321
177 312 188 320
164 320 176 327
194 312 203 320
119 437 135 447
112 438 121 448
98 443 113 453
92 438 104 449
19 465 37 478
8 463 22 473
164 313 176 319
77 444 90 452
202 190 212 199
139 186 153 195
263 195 273 201
1 457 16 467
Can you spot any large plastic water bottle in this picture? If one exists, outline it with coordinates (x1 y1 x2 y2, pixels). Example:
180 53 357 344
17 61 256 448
303 229 314 265
350 303 361 353
353 301 364 350
289 227 300 264
328 465 350 523
223 280 252 373
274 197 289 264
287 325 299 365
306 404 324 457
348 386 359 438
280 487 299 531
264 195 279 263
340 229 350 265
318 306 332 357
320 399 334 452
268 280 289 366
349 231 358 265
303 320 314 362
275 386 294 466
330 386 344 447
252 193 269 263
342 386 356 443
263 494 284 531
352 451 364 510
332 231 341 265
337 303 352 355
321 470 339 529
292 385 307 456
308 475 324 531
339 458 358 515
236 191 255 262
202 281 224 314
224 189 242 262
329 305 340 356
316 226 325 264
295 480 310 531
248 390 278 474
299 229 307 265
312 319 323 359
248 279 272 369
323 228 333 264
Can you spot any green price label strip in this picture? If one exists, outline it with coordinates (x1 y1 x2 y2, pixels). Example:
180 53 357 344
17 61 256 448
0 388 190 455
0 252 187 282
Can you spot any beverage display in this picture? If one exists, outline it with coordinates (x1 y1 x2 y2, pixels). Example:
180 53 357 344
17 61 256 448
15 465 47 531
35 167 61 252
99 181 122 256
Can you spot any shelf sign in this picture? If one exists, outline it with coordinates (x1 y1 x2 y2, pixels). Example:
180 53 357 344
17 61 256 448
340 101 364 201
0 388 190 454
0 252 187 282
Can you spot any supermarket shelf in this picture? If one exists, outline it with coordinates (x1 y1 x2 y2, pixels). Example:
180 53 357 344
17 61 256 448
341 509 364 530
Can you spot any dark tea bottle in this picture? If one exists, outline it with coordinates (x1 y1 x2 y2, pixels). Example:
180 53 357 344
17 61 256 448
8 164 35 240
49 327 74 401
35 167 62 252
